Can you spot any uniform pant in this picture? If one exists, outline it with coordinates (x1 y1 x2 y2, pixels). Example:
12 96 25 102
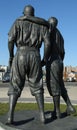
46 59 67 96
8 46 43 97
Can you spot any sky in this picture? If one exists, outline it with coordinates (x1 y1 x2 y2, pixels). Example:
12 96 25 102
0 0 77 67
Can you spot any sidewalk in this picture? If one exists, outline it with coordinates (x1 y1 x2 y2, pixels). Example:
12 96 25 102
0 85 77 104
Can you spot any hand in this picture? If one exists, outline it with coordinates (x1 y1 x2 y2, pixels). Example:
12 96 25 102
41 59 46 67
8 57 13 70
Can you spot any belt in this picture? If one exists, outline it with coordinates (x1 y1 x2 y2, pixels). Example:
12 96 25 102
18 46 39 52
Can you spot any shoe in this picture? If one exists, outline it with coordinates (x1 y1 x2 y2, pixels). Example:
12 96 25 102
52 110 61 119
6 117 13 125
40 112 46 123
66 105 76 115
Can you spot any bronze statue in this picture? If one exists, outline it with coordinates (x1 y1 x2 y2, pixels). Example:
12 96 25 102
45 17 76 119
7 5 51 124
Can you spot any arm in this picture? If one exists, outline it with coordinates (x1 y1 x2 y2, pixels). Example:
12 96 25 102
56 29 65 61
8 20 17 69
43 26 51 63
8 41 14 69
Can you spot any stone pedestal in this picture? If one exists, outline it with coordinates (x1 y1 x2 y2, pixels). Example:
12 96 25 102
0 110 77 130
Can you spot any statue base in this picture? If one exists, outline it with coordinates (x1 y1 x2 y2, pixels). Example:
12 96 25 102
0 110 77 130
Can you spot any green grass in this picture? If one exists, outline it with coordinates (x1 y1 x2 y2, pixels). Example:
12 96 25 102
0 103 77 116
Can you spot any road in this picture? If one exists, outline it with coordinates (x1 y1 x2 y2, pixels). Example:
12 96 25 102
64 81 77 86
0 81 77 104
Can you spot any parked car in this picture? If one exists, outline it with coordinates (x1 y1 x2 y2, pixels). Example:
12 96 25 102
2 71 10 83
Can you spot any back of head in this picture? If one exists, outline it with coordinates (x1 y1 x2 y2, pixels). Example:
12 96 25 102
23 5 35 16
48 17 58 28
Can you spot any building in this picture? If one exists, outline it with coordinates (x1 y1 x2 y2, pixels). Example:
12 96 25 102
63 66 77 81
